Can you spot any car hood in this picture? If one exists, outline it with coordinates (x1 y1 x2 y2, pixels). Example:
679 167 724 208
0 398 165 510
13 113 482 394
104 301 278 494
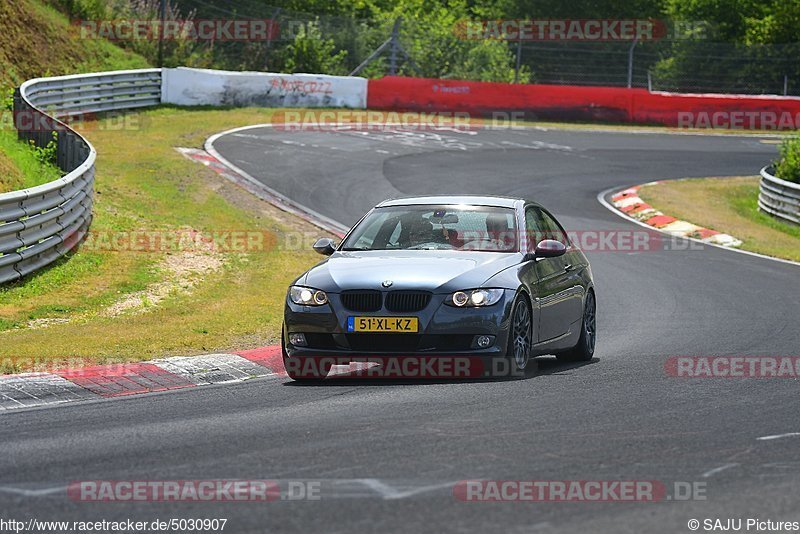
301 250 522 293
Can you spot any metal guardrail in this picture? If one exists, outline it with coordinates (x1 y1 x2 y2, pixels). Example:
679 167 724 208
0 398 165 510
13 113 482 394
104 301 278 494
759 166 800 226
1 69 162 284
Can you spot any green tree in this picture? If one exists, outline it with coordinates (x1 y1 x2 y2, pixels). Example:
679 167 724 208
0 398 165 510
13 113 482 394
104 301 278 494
452 41 529 82
362 0 522 82
284 21 348 74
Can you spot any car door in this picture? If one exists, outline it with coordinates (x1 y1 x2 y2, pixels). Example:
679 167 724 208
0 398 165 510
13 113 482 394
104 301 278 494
537 208 585 328
519 207 565 342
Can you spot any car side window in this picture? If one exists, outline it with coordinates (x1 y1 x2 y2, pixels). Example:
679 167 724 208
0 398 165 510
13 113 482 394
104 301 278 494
536 208 570 246
524 208 546 250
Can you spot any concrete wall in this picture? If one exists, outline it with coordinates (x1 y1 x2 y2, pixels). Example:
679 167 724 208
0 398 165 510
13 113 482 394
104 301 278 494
161 67 368 108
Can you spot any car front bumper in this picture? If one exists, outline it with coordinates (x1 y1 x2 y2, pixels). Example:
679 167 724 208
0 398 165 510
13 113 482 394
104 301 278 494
283 289 516 361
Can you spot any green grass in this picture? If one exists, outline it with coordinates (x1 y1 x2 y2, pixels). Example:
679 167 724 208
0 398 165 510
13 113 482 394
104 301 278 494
639 177 800 262
0 0 151 193
0 106 331 372
0 128 63 193
0 0 150 90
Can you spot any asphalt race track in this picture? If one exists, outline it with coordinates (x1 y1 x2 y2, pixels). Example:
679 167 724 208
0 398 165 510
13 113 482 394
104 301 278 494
3 126 799 533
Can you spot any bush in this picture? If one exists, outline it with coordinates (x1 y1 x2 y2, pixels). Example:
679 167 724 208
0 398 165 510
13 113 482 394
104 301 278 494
48 0 108 19
774 137 800 183
29 133 59 167
451 41 530 83
2 88 13 112
284 21 348 75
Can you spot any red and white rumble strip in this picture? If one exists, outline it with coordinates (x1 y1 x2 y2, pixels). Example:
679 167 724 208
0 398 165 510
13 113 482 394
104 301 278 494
609 184 742 247
0 346 285 411
0 347 386 411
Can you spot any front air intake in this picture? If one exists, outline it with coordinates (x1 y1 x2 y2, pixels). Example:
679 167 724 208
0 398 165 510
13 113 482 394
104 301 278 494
341 290 382 312
385 291 432 312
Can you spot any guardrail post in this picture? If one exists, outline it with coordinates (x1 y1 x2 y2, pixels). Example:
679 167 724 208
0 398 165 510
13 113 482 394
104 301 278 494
64 132 74 172
12 88 24 142
57 126 67 170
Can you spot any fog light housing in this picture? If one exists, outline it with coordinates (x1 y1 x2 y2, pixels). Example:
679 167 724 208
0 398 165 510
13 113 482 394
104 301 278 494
289 333 308 347
475 335 494 348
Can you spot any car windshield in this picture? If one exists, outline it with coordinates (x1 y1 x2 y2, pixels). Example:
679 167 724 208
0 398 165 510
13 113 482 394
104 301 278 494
340 205 518 252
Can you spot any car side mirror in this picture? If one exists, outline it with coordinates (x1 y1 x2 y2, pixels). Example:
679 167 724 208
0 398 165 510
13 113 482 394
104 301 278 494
312 237 337 256
534 239 566 259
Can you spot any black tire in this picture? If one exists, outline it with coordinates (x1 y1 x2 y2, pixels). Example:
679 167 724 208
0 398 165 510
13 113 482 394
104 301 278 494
557 290 596 362
495 294 532 378
282 327 332 381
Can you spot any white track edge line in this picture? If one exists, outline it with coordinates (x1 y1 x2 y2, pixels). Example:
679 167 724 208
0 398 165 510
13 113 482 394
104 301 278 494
205 124 350 236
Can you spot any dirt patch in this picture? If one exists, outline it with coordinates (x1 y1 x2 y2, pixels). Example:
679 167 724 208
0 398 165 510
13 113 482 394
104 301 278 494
24 317 70 329
102 248 225 318
21 229 227 330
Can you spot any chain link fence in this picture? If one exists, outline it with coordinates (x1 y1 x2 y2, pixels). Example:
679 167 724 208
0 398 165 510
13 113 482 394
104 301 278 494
515 40 798 95
151 2 800 96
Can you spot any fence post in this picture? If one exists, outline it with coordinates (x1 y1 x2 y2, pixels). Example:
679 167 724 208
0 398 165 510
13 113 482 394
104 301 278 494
627 38 638 88
157 0 166 67
784 75 788 96
514 39 523 83
349 17 406 77
264 7 281 70
388 17 402 76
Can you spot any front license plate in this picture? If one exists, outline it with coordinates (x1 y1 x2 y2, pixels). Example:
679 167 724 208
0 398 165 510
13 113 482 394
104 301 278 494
347 316 419 333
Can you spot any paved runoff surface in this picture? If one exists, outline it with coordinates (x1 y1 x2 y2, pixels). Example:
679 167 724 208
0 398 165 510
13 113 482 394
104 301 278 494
2 126 799 534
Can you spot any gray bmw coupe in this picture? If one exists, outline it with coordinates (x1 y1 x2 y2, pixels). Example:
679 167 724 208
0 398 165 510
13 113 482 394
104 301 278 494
282 196 595 381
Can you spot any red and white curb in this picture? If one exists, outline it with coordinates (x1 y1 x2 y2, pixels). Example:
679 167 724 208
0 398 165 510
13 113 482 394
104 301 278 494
0 347 279 412
609 183 743 247
0 347 378 412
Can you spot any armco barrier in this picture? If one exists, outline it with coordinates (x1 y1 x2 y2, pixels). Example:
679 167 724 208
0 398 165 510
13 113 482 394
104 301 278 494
1 69 162 284
759 167 800 225
367 76 800 128
2 67 365 284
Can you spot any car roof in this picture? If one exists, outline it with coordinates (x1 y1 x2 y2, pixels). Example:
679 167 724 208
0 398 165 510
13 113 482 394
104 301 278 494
376 195 532 209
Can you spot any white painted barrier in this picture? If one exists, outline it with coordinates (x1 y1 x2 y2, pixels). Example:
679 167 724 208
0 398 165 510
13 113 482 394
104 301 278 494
161 67 367 108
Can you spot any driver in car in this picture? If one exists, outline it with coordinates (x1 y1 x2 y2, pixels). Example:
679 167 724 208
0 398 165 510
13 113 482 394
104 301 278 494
484 213 515 251
405 217 436 248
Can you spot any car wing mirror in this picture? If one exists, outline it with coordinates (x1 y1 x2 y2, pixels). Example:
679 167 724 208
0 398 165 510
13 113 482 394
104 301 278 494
312 237 337 256
533 239 566 259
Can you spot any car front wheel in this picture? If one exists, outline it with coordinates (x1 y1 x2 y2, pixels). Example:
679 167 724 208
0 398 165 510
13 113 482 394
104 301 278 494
496 294 532 378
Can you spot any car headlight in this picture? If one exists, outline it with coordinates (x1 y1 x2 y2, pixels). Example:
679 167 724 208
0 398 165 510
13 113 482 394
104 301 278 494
447 288 504 307
289 286 329 306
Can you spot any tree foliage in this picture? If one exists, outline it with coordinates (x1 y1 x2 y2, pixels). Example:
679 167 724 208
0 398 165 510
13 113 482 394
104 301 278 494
44 0 800 90
775 137 800 184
